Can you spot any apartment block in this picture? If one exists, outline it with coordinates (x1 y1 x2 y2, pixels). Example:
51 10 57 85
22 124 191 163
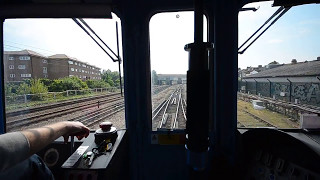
4 50 48 82
48 54 101 80
4 50 102 82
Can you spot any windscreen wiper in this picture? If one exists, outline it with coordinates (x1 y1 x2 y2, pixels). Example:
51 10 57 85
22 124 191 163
72 18 119 62
72 18 123 96
238 6 291 54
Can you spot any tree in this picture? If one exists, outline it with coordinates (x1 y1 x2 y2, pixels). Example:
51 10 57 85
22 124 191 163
101 69 120 87
269 61 279 65
152 70 158 85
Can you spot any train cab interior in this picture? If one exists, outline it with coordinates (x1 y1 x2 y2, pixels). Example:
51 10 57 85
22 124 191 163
1 0 320 179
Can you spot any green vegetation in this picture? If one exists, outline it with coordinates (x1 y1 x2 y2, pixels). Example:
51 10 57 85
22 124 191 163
30 79 48 100
5 69 122 109
48 77 88 92
237 100 298 128
101 69 121 87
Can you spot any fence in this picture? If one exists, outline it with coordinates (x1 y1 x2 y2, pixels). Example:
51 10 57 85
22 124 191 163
238 80 320 107
6 87 119 105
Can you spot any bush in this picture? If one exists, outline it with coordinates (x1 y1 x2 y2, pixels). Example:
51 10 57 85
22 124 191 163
86 80 110 89
40 78 53 87
17 82 31 95
49 76 88 92
30 79 48 100
5 83 19 96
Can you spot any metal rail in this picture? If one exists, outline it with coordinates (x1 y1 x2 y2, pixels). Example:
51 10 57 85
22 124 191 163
158 90 176 128
7 97 124 131
173 88 182 128
6 92 120 117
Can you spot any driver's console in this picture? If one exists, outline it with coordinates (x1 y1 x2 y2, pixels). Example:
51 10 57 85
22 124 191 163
37 123 129 180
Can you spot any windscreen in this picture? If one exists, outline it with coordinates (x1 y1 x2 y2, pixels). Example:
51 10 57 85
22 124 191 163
150 11 207 131
238 2 320 129
3 15 125 132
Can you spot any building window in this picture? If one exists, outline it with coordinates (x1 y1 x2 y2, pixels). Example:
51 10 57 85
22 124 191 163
75 62 78 65
71 68 75 72
69 75 74 77
82 70 84 73
75 69 78 72
21 74 31 78
19 56 30 60
78 63 81 66
43 67 47 73
79 75 82 78
9 74 15 78
82 64 86 67
83 76 86 79
44 74 48 78
18 65 26 69
68 60 73 64
9 65 14 69
42 59 47 63
9 57 14 60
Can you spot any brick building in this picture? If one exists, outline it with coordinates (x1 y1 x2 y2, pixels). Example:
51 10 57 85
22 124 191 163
4 50 48 82
3 50 101 82
48 54 101 81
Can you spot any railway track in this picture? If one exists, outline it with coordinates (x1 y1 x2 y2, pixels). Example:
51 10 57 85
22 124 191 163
152 85 187 130
241 110 276 128
6 92 120 117
7 93 123 131
7 85 173 131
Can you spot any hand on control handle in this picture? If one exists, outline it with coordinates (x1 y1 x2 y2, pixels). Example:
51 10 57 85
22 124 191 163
63 121 90 143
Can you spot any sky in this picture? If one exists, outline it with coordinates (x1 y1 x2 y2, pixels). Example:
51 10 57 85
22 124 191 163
4 14 122 72
238 2 320 69
3 2 320 74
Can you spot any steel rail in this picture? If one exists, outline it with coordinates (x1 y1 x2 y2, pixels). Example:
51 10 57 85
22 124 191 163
6 97 124 130
173 88 182 129
6 92 120 117
159 89 177 128
152 99 167 120
6 95 122 125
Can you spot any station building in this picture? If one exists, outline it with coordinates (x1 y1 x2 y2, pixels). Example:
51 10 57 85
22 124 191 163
3 50 101 82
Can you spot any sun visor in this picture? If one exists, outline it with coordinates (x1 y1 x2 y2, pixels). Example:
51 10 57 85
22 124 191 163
273 0 319 7
0 1 112 18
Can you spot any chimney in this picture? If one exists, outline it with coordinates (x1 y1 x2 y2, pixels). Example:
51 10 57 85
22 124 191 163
291 59 297 64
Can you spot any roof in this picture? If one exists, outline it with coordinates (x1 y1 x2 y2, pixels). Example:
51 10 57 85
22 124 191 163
245 60 320 78
48 54 78 60
4 49 46 57
48 54 100 69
